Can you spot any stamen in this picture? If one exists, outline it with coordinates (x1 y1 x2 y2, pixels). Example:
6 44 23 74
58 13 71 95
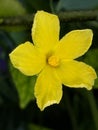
48 55 60 67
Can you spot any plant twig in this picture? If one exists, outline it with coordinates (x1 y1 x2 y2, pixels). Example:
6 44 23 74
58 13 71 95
63 88 78 130
0 10 98 26
86 91 98 130
58 10 98 22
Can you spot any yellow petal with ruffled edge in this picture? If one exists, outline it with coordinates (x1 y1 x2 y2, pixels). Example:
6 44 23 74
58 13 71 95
32 11 60 53
9 42 46 76
34 66 62 111
56 60 97 90
55 29 93 59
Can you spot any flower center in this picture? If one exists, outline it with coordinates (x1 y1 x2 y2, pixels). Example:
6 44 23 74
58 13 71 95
48 55 60 67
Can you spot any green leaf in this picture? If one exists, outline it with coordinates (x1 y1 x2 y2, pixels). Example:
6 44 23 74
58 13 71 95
0 0 26 16
84 49 98 89
84 49 98 70
10 64 36 108
94 78 98 88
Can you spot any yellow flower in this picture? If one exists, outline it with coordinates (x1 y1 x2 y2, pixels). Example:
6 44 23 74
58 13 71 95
9 11 97 111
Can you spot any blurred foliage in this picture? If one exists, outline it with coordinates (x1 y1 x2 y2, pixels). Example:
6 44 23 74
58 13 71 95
21 0 51 13
10 64 36 108
0 0 98 130
55 0 98 12
28 124 53 130
84 49 98 88
0 0 26 16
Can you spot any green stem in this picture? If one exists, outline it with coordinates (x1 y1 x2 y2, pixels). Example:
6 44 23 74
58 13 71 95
87 91 98 130
0 10 98 26
49 0 55 13
64 89 78 130
58 10 98 22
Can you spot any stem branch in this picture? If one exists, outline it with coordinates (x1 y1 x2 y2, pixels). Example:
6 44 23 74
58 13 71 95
0 10 98 26
87 91 98 130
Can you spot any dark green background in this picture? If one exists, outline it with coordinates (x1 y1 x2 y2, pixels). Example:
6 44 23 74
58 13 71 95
0 0 98 130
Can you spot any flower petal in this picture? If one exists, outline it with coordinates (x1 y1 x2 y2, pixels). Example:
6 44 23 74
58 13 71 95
34 66 62 111
55 29 93 59
32 11 60 53
56 60 97 90
9 42 46 76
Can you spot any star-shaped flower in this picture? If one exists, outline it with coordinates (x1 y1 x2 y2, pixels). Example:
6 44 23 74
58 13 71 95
9 11 97 110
